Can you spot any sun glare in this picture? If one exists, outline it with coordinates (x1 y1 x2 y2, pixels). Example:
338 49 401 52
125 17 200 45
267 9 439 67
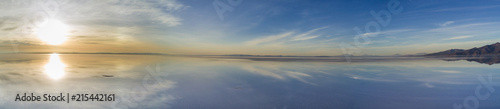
44 53 66 80
36 19 69 45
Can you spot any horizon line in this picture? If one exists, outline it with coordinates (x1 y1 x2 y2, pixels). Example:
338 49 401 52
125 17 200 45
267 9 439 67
0 52 416 57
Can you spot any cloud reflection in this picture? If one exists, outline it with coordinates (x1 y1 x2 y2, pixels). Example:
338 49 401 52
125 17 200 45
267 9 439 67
242 65 317 85
44 53 66 80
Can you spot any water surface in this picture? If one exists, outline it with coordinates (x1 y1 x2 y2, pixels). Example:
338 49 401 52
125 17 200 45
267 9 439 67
1 54 499 109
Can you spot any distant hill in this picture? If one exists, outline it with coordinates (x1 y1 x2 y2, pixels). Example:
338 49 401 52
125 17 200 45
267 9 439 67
426 42 500 57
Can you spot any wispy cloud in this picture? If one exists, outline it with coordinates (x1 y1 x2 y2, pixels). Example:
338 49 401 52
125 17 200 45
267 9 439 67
291 35 320 41
290 26 328 41
358 29 416 37
245 27 328 46
422 83 435 88
443 35 474 40
439 21 455 27
70 0 186 26
245 32 294 46
427 22 497 32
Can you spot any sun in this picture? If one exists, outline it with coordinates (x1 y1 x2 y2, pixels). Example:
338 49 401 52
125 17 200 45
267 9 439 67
36 19 69 45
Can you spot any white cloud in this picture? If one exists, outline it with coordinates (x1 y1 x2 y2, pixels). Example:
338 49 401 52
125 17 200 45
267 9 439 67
428 22 496 32
245 32 294 46
1 0 186 28
358 29 416 37
439 21 455 27
443 35 474 40
423 83 435 88
292 35 320 41
245 27 329 46
71 0 186 26
290 26 328 41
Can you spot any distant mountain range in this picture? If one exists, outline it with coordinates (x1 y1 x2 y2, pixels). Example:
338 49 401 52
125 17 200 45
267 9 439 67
425 42 500 57
425 42 500 65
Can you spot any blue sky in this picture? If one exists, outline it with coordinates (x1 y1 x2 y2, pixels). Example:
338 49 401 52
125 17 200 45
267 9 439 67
1 0 500 56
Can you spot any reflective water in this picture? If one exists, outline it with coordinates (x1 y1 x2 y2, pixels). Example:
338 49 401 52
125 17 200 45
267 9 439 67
0 54 499 109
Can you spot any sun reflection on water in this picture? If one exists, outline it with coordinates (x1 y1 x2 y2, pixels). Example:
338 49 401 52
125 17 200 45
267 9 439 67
44 53 66 80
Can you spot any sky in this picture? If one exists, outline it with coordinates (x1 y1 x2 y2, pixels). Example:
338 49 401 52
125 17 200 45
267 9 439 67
0 0 500 56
